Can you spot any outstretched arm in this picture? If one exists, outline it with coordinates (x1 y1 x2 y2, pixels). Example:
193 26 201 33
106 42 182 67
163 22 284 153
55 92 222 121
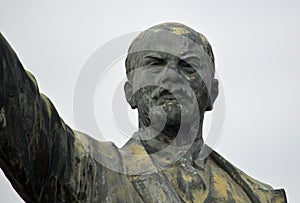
0 33 88 202
0 33 142 203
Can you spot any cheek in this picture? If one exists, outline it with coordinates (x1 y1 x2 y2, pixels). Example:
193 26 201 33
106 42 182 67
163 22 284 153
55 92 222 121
190 77 210 101
190 71 212 91
135 88 153 106
132 69 160 88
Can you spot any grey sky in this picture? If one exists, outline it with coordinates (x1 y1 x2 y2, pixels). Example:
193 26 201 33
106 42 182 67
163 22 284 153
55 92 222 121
0 0 299 202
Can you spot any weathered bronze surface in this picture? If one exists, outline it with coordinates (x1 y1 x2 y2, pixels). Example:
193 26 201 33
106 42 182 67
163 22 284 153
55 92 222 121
0 23 286 202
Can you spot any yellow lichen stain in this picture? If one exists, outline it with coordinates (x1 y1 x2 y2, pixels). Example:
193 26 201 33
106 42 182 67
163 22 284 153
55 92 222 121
72 130 89 155
181 172 193 182
26 70 38 87
192 189 207 203
183 74 192 81
172 27 190 35
60 120 67 131
74 131 86 145
198 33 209 44
165 166 209 203
212 164 251 202
228 183 247 203
274 195 286 203
129 143 148 155
238 170 275 202
212 172 229 198
164 167 177 184
121 141 157 175
41 94 52 118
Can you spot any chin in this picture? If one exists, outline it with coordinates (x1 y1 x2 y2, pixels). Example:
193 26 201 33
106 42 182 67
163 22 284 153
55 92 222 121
165 116 181 126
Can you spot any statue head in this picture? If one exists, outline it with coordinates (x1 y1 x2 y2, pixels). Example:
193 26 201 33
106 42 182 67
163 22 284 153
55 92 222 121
124 22 219 133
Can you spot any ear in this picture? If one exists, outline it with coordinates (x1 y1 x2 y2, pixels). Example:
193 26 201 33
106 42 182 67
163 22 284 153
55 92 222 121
211 79 219 104
206 79 219 111
124 81 137 109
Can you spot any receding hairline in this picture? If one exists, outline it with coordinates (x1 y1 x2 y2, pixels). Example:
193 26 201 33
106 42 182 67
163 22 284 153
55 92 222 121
125 22 215 77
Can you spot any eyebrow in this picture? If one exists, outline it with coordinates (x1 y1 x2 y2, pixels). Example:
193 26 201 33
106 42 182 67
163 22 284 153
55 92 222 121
143 52 202 62
143 53 164 59
180 56 201 61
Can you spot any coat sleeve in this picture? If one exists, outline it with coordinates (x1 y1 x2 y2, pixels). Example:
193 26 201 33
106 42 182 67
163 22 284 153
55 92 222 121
0 33 98 202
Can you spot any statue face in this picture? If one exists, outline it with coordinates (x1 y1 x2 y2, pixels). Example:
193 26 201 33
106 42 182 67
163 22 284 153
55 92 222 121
125 30 218 129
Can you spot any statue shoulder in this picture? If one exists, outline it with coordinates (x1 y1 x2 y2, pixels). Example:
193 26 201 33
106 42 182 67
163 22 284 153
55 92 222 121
72 130 124 170
71 132 157 175
209 150 287 203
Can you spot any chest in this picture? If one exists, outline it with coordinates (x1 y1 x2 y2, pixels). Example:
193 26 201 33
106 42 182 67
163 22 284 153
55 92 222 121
128 159 251 203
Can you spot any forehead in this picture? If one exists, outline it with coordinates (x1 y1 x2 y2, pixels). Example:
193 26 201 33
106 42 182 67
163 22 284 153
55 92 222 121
129 30 210 61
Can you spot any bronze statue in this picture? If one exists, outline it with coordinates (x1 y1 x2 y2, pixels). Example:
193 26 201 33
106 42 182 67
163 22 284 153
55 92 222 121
0 22 286 202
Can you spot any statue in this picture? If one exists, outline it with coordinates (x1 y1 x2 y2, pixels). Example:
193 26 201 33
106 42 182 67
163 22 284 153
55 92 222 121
0 22 287 202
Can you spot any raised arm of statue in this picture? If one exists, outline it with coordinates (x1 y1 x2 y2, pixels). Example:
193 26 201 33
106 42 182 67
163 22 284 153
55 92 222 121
0 33 143 203
0 33 92 202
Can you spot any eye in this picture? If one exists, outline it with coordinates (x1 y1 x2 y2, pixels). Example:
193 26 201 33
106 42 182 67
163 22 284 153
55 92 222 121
144 56 165 67
151 59 165 66
179 60 196 75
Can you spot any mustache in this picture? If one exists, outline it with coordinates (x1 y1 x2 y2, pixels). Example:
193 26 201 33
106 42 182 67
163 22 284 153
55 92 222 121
150 86 193 100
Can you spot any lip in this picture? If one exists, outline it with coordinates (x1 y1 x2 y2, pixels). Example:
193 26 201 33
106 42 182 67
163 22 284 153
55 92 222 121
159 89 175 99
160 94 176 100
151 87 189 102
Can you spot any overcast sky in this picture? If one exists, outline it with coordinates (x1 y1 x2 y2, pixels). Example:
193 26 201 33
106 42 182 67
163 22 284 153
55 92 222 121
0 0 299 202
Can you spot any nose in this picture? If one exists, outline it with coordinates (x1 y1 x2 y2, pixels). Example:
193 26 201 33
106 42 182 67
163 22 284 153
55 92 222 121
167 60 178 72
160 61 180 84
